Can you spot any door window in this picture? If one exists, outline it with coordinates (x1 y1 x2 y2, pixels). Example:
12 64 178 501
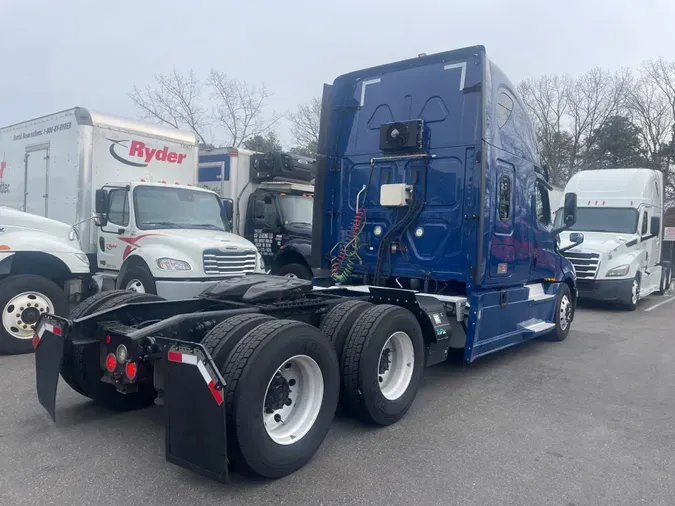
258 198 280 229
535 181 551 226
108 189 129 226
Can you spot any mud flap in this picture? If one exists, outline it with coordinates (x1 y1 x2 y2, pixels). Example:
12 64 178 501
34 315 68 422
163 343 229 483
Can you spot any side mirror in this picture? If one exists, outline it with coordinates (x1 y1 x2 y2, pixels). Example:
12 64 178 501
569 232 584 245
95 189 108 214
221 198 234 223
650 216 661 236
563 193 577 227
254 200 265 220
551 192 578 236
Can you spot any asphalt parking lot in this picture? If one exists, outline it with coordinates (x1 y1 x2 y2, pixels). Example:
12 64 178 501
1 295 674 506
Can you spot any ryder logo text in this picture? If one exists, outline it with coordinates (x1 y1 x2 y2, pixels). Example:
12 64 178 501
108 139 187 168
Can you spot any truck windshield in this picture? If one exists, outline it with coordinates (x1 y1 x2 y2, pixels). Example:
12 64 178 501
554 206 639 234
279 195 313 226
133 186 230 231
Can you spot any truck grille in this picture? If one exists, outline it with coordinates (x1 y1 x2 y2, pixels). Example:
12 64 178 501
564 251 600 280
203 249 257 275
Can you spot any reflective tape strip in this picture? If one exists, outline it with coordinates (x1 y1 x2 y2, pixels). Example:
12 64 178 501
167 351 198 365
168 350 223 405
38 322 61 338
197 360 224 405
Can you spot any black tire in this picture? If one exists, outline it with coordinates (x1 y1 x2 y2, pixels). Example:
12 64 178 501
222 319 339 478
62 290 142 395
201 313 275 368
550 283 573 342
69 289 136 320
0 275 69 355
117 265 157 295
319 300 372 361
621 275 640 311
276 263 312 280
68 291 165 410
341 304 425 426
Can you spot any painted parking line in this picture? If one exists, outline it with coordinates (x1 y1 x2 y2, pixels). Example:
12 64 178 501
644 296 675 312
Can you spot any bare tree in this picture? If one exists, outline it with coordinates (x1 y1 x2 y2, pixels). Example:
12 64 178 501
207 70 282 148
517 74 571 185
288 97 321 155
128 69 209 144
566 67 632 171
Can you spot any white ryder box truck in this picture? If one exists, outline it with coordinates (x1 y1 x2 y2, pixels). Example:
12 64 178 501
0 107 264 352
557 168 672 310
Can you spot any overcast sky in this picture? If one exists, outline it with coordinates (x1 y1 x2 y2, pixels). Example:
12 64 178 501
2 0 675 147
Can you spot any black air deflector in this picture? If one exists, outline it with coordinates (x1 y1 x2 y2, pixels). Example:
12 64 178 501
379 119 424 153
249 151 317 183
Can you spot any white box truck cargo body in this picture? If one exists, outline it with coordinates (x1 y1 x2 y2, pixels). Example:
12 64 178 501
0 108 265 353
557 168 672 309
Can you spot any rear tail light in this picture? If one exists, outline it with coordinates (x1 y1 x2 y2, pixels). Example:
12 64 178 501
125 362 138 380
105 353 117 372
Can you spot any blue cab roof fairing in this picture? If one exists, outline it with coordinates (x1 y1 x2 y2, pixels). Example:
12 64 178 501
318 46 541 288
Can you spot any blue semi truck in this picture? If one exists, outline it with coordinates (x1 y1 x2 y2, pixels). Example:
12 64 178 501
33 46 583 483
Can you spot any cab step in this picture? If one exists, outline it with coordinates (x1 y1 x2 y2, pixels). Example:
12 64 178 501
518 319 556 336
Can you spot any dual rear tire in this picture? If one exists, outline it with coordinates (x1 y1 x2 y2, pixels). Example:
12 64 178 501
202 316 340 478
201 302 426 478
321 302 426 426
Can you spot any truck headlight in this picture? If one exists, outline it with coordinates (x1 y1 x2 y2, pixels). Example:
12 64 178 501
157 258 192 271
606 264 630 277
75 253 89 265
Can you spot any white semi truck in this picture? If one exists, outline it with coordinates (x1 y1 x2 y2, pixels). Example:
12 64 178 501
0 107 264 353
557 168 672 310
198 147 316 279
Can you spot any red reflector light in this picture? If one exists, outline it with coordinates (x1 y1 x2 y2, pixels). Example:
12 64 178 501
32 334 40 350
125 362 137 380
105 334 111 344
106 353 117 372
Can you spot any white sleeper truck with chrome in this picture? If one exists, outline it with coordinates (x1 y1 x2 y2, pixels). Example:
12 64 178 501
0 108 265 335
557 168 672 310
0 207 90 354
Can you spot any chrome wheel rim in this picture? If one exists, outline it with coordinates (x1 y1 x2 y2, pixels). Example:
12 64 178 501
631 279 639 305
377 331 415 401
2 291 54 340
559 294 572 331
263 354 324 445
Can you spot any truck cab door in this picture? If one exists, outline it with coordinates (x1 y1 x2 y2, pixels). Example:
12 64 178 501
638 208 659 291
246 194 282 267
97 188 130 271
529 179 557 282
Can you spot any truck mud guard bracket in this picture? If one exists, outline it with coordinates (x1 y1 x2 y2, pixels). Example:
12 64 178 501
163 342 229 483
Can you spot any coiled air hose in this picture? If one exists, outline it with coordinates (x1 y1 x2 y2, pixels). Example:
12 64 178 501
330 185 367 283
